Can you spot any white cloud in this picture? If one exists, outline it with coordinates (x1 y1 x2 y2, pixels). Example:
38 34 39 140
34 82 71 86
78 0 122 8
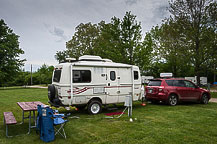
44 24 68 42
125 0 140 6
0 0 169 69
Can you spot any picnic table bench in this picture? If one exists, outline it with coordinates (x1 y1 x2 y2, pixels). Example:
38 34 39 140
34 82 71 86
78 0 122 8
3 112 17 137
3 101 45 137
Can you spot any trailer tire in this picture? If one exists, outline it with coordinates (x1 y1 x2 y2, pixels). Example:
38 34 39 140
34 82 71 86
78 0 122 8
48 84 55 102
87 100 102 115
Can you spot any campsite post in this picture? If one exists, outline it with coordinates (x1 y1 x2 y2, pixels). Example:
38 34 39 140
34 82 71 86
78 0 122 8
70 64 73 105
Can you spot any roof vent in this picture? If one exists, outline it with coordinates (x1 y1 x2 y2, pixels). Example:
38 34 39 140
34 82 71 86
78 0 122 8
160 73 173 78
79 55 102 61
65 58 76 62
103 59 113 62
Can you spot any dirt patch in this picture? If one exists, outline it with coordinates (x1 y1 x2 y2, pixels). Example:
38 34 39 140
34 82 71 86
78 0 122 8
209 98 217 103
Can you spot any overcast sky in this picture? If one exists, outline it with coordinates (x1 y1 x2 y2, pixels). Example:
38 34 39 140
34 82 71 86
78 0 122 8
0 0 169 71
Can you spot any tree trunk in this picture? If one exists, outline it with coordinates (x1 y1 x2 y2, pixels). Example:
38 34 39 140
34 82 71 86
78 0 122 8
195 37 201 86
214 63 216 83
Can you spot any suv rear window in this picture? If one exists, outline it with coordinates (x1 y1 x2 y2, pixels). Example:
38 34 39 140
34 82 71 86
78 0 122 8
148 80 162 86
53 69 61 82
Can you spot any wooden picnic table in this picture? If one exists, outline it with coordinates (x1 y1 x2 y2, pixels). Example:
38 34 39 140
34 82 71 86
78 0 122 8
17 101 44 111
17 101 45 134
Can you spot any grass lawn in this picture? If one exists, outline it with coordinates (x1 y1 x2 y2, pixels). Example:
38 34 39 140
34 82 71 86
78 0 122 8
211 92 217 98
1 88 217 144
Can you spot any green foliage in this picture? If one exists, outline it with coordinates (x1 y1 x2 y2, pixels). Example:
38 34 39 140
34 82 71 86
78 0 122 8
167 0 217 83
55 1 216 82
36 64 54 85
55 12 152 73
146 0 216 80
211 92 217 98
94 18 125 63
66 22 100 58
55 51 68 63
135 33 154 75
95 12 145 65
0 19 25 86
120 11 143 65
7 64 54 86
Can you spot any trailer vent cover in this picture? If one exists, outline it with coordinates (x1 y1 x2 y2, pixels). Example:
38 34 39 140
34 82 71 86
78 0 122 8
79 55 103 61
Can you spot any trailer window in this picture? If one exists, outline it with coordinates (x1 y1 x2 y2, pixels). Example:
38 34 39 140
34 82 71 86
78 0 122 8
110 71 116 81
73 70 91 83
53 69 61 82
134 71 139 80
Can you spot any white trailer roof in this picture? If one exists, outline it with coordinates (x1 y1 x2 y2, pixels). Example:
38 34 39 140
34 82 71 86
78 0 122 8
59 60 134 68
57 55 139 68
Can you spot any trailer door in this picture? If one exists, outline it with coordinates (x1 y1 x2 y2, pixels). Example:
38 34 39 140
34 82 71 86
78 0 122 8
105 68 119 104
118 68 132 103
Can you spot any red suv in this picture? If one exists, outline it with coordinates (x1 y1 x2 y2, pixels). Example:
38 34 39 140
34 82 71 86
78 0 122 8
145 78 211 106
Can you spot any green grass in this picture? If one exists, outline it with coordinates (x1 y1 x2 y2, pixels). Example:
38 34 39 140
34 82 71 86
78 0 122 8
1 88 217 144
211 92 217 98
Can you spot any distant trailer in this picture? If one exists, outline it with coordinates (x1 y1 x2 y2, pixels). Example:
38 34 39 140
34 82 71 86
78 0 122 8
185 76 207 86
141 76 154 84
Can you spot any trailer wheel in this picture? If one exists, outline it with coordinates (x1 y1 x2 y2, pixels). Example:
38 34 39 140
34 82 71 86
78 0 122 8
87 100 102 115
48 84 55 102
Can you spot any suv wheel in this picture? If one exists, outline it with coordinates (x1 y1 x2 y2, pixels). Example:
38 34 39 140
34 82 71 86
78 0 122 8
201 94 209 104
168 94 178 106
87 100 102 115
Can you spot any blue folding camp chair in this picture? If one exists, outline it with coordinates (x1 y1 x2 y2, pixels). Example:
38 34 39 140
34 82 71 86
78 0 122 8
37 106 68 141
37 105 55 142
53 111 68 139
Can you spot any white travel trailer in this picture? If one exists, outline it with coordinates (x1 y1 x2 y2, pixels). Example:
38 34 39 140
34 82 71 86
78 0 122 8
48 55 142 114
185 76 207 86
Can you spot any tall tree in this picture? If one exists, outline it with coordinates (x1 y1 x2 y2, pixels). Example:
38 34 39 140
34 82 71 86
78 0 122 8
0 19 25 86
149 21 194 77
135 33 154 75
168 0 217 84
120 11 143 65
67 23 100 58
56 12 151 73
55 22 101 63
37 64 54 85
94 18 125 63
